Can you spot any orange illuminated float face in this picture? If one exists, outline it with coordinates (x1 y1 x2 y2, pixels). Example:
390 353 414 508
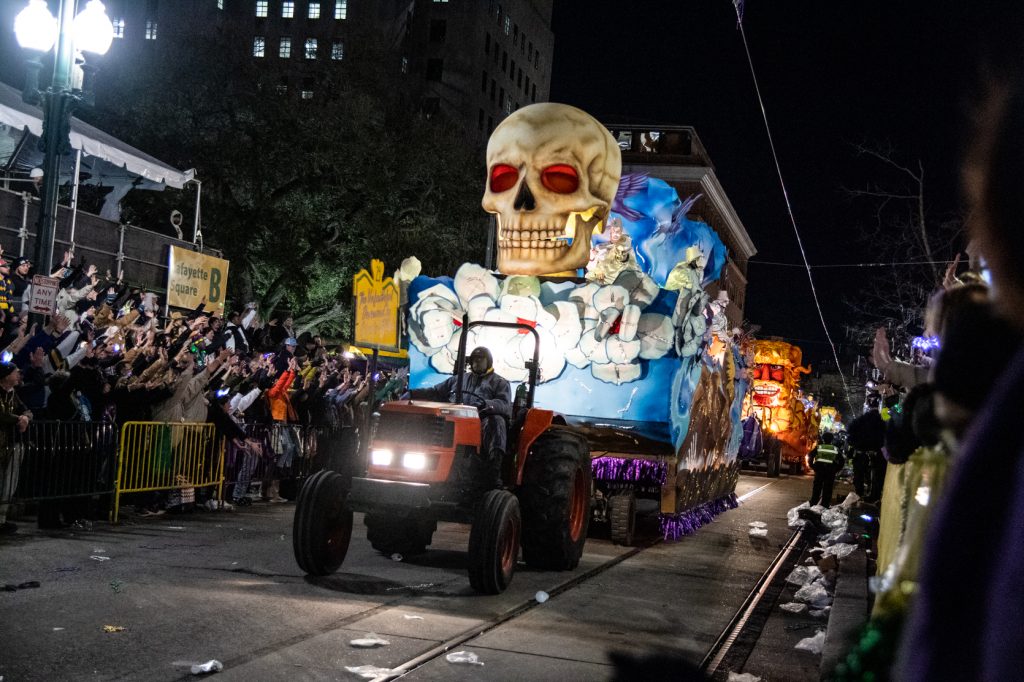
751 363 787 407
742 340 815 466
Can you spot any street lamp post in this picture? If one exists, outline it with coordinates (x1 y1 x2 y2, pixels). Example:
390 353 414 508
14 0 112 277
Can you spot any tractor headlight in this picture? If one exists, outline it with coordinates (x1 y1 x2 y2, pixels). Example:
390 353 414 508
371 449 394 466
402 452 428 470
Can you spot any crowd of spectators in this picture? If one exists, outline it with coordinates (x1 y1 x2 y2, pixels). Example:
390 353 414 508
829 54 1024 679
0 245 408 532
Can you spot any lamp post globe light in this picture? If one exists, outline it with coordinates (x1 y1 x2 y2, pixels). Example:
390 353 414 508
14 0 113 287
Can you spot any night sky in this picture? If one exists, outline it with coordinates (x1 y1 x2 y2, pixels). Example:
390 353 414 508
551 1 1021 364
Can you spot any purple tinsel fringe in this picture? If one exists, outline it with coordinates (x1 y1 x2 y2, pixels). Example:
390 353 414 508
591 456 668 485
658 493 740 541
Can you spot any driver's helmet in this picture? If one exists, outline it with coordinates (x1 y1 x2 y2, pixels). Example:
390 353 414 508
468 346 493 374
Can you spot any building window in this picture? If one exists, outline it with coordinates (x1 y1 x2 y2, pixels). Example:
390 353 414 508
305 38 318 59
487 115 493 132
478 109 485 131
253 36 266 57
426 58 443 81
308 2 320 19
513 24 518 45
503 15 510 35
499 87 504 108
525 75 530 93
485 33 490 55
510 59 515 79
429 19 446 43
279 37 292 58
276 84 288 95
401 56 408 74
534 49 539 68
331 41 344 60
301 90 314 100
522 34 526 54
504 96 512 114
528 39 532 56
490 79 496 102
112 17 124 38
502 50 507 72
218 0 224 8
255 0 268 17
481 70 488 92
145 20 157 40
335 0 347 19
531 83 536 101
282 1 294 18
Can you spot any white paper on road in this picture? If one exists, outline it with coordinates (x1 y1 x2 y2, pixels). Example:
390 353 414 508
793 583 832 608
785 566 822 586
402 614 424 620
780 602 807 614
748 521 768 529
535 591 549 603
349 634 390 648
748 527 768 538
822 543 858 559
190 659 223 675
89 556 111 562
345 665 400 679
787 502 810 529
795 630 826 654
821 508 848 530
446 651 484 666
728 673 763 682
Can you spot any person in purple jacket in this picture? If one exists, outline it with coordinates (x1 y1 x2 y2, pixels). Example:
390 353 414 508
897 48 1024 681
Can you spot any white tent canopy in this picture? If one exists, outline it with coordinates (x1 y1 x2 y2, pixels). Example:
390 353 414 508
0 80 194 189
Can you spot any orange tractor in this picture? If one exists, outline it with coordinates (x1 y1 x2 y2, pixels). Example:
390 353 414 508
292 319 592 593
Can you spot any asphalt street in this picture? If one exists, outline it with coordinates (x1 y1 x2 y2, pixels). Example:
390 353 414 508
0 473 817 681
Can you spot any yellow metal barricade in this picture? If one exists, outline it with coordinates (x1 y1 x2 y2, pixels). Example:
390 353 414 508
111 422 225 522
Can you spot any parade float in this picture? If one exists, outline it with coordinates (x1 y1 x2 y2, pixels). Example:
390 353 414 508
401 103 750 541
293 103 753 594
741 339 819 474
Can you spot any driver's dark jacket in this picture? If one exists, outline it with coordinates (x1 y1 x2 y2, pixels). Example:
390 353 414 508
409 370 511 455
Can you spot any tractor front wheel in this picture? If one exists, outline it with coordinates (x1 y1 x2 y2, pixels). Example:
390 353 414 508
468 489 521 594
292 470 353 576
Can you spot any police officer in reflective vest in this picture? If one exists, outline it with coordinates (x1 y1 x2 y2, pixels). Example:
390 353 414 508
809 431 844 507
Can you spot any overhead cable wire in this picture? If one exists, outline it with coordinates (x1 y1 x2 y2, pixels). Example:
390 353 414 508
750 259 958 269
732 3 856 413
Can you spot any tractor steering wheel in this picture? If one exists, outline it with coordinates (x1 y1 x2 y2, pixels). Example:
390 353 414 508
455 391 488 410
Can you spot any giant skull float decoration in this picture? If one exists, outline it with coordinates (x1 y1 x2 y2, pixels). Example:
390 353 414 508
482 103 622 276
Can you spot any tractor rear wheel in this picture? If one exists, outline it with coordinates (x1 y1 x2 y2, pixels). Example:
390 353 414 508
293 470 353 576
609 490 636 546
519 427 592 570
468 489 521 594
365 513 436 557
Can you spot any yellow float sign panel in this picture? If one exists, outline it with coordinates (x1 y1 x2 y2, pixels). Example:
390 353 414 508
353 259 400 352
167 246 230 312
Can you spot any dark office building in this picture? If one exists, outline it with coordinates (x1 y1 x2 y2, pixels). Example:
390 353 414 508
0 1 555 143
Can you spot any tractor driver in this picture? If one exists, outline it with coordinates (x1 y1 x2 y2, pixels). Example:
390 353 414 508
407 347 511 490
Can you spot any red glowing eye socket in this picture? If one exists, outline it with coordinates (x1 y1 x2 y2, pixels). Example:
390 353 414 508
540 164 579 194
770 366 785 382
489 164 519 193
